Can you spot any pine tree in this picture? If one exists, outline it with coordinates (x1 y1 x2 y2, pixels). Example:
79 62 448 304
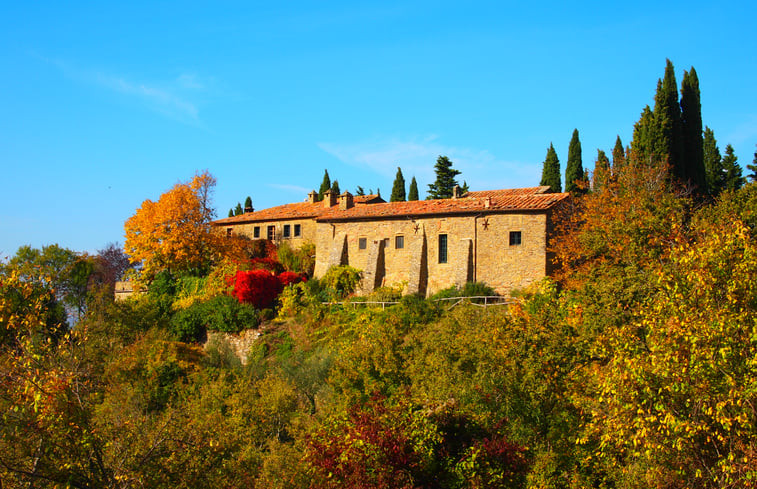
680 67 706 190
355 186 366 196
390 167 406 202
653 59 684 173
408 177 419 201
540 144 561 193
703 126 724 195
722 144 744 191
427 155 461 199
612 136 625 171
565 129 586 193
318 170 331 201
234 203 243 216
594 149 610 192
747 146 757 183
331 180 340 195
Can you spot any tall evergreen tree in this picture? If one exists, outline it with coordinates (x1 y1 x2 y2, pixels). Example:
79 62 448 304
722 144 744 191
460 181 469 194
612 135 625 171
653 59 684 173
540 144 561 193
234 202 243 216
631 105 657 164
408 177 419 201
594 149 610 192
244 196 253 212
390 167 406 202
680 67 706 190
355 186 366 196
747 146 757 183
331 180 340 195
565 129 586 193
427 156 461 199
228 208 234 218
318 170 331 201
703 126 724 195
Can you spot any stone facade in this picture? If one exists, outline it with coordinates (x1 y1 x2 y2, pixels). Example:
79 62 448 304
213 187 568 297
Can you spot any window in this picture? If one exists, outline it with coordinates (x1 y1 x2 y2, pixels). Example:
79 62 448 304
395 235 404 249
294 224 301 237
253 226 260 239
358 237 367 250
509 231 522 246
283 224 291 238
226 228 233 237
267 225 276 240
438 234 448 263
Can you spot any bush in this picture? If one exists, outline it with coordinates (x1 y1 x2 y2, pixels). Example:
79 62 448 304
233 270 283 309
321 265 362 299
278 271 307 288
430 281 496 300
277 241 316 276
170 295 260 342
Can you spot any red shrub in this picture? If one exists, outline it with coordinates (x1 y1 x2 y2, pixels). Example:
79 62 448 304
278 271 307 288
233 269 283 309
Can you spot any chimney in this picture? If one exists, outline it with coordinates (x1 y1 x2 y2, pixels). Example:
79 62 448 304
452 185 461 199
339 191 354 210
308 190 318 203
484 196 491 209
323 189 337 208
244 204 254 213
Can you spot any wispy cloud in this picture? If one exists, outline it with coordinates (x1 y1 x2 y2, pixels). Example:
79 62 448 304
267 183 312 196
42 56 207 125
318 135 538 189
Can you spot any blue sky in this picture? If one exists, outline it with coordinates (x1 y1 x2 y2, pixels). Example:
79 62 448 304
1 0 756 256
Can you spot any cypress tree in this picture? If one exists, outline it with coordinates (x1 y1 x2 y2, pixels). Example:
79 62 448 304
331 180 340 195
244 196 253 212
408 177 419 201
539 144 561 193
228 209 234 218
703 126 724 195
722 144 744 191
234 202 243 216
390 167 406 202
747 146 757 183
565 129 585 193
612 135 625 171
680 67 706 190
355 186 366 196
460 181 469 194
427 156 461 199
631 105 656 164
653 59 684 173
318 170 331 201
594 149 610 192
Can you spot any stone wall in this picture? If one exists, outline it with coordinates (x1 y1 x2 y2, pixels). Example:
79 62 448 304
314 211 549 297
220 218 317 249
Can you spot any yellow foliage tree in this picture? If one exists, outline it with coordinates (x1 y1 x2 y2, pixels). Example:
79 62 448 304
124 171 222 279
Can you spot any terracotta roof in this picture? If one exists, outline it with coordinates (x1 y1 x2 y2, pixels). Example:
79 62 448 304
212 194 384 225
464 186 550 198
317 192 569 222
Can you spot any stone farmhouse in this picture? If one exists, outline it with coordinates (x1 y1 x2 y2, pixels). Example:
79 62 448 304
213 186 569 297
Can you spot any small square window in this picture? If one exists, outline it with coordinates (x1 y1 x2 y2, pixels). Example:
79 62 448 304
438 234 448 263
226 228 233 237
294 224 301 237
283 224 291 238
358 237 367 250
509 231 522 246
253 226 260 238
395 235 404 249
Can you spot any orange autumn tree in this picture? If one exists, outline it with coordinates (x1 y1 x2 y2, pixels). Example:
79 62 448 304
125 171 224 279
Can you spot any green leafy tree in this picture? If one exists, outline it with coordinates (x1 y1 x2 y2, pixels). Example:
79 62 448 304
427 156 461 199
539 144 561 193
612 135 625 171
680 67 706 191
722 144 744 191
593 149 610 192
565 129 586 193
746 146 757 183
703 126 724 195
408 177 419 201
390 167 406 202
318 170 331 201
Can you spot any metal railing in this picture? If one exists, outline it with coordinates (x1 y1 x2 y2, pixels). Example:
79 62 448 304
322 296 514 310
